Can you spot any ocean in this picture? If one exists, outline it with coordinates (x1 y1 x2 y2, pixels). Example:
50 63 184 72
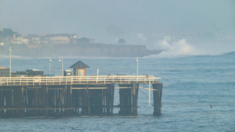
0 53 234 132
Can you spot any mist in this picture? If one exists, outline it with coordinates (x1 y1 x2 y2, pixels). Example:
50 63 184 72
0 0 235 55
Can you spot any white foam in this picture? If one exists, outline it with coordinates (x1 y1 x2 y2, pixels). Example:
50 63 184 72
145 39 213 58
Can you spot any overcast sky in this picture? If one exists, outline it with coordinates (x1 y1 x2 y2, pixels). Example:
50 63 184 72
0 0 234 44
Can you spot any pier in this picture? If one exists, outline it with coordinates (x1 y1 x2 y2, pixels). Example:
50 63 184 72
0 61 163 117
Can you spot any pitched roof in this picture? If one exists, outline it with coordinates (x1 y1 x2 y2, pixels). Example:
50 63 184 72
70 61 90 68
0 66 6 69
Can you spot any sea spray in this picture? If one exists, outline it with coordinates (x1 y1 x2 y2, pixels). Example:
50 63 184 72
145 39 207 58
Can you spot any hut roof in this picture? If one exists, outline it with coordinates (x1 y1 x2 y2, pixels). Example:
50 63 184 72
0 66 6 69
70 61 90 68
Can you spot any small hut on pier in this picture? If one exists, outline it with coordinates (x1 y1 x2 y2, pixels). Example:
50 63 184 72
70 61 90 76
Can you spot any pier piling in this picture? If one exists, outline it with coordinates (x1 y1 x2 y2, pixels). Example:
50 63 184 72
118 82 139 116
0 75 162 117
152 83 163 115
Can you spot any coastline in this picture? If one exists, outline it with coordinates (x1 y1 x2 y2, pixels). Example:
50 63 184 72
0 43 162 58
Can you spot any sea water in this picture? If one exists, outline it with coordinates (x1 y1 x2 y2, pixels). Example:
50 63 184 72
0 53 234 132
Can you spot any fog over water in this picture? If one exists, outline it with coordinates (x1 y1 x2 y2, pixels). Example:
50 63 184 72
0 0 235 56
1 1 235 131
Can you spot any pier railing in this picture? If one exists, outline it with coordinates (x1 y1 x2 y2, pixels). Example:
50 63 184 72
0 75 161 86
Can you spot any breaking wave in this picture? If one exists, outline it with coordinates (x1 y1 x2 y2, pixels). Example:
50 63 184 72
145 39 207 58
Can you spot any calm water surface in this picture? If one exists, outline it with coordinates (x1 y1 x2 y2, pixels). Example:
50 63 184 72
0 54 234 132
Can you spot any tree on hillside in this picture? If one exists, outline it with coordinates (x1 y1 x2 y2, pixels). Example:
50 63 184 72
118 39 125 44
0 28 16 37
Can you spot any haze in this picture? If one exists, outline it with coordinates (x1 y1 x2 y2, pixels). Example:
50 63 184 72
0 0 234 55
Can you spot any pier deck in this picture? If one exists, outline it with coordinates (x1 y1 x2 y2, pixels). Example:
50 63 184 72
0 75 163 117
0 75 160 86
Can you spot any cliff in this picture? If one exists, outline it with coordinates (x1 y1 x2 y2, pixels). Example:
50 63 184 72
0 43 162 58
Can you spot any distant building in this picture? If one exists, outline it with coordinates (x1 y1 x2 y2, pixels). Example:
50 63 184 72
46 34 77 44
28 34 41 44
0 33 96 45
12 34 29 44
50 36 70 44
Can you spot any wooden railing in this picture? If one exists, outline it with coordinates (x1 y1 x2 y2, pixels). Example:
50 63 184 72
0 75 161 86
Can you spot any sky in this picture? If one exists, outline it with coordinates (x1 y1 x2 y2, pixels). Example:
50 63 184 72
0 0 234 54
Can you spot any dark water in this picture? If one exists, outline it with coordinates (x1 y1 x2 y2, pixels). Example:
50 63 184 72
0 54 235 132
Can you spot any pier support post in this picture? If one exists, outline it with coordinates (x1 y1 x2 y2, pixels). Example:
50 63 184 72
118 82 139 116
64 86 68 116
110 83 115 114
86 85 90 115
36 87 44 116
133 82 139 116
46 86 48 116
84 84 115 115
118 84 131 115
21 87 24 117
72 89 80 115
152 83 163 115
69 86 73 115
35 88 38 116
133 82 136 116
12 88 16 117
81 85 90 115
6 88 13 117
48 88 53 116
0 90 4 117
89 88 102 115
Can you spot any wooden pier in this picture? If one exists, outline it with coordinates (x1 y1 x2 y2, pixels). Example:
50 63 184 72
0 75 162 117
